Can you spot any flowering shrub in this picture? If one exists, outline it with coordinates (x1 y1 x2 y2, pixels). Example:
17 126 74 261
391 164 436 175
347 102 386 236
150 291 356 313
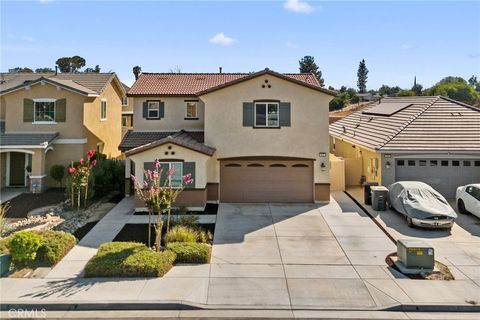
68 150 97 209
131 159 193 252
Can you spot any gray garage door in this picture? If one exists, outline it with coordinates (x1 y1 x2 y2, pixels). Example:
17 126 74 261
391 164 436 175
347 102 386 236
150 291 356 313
396 159 480 198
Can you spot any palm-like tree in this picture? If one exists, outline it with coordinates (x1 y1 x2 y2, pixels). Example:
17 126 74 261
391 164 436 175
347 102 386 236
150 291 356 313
133 66 142 80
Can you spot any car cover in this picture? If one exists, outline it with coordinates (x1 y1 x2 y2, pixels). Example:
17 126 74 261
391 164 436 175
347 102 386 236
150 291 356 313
388 181 457 220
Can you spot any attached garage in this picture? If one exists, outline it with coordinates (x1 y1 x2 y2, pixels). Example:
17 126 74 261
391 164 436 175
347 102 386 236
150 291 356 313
395 159 480 198
220 158 314 203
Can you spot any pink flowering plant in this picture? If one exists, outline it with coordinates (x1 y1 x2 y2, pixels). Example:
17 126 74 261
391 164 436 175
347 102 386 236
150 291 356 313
68 149 97 210
131 159 193 251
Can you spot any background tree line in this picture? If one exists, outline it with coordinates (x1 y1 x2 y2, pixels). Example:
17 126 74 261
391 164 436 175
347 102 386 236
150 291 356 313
8 55 101 74
297 55 480 110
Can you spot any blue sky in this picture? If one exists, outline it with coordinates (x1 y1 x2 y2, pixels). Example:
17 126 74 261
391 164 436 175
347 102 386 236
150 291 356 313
1 1 479 89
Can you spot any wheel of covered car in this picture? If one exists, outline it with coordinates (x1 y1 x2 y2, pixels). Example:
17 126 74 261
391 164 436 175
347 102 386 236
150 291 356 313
406 216 414 227
457 199 467 214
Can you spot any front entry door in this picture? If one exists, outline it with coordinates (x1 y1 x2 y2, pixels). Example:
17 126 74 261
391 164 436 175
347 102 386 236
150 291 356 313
9 152 26 186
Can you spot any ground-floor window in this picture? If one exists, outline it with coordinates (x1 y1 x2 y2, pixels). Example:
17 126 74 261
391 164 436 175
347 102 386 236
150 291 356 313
159 162 183 187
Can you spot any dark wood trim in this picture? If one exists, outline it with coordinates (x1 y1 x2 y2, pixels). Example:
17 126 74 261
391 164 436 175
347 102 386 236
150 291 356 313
252 99 281 103
252 126 281 129
184 99 199 102
314 183 331 186
184 117 199 120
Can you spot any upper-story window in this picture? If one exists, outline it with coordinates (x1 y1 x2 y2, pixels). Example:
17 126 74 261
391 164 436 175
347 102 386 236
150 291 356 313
101 99 107 121
255 102 279 127
185 101 198 119
122 97 128 106
148 101 160 119
34 99 56 122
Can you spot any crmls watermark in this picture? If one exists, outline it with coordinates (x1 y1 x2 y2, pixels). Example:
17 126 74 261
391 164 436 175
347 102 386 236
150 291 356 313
8 308 47 318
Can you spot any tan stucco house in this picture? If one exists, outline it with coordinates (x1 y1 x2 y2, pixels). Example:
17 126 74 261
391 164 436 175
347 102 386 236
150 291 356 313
0 72 126 192
120 68 336 210
329 96 480 198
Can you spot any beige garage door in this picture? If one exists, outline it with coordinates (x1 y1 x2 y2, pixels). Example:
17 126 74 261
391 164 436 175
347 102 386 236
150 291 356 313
220 159 314 203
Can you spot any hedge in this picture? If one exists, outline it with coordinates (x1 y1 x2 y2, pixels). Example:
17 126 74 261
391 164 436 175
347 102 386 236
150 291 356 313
166 242 211 264
4 230 76 267
36 231 76 266
84 242 176 278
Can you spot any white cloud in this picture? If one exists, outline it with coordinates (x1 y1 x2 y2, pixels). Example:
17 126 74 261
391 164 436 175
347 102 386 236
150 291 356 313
209 32 236 46
286 41 297 48
22 36 35 42
283 0 315 14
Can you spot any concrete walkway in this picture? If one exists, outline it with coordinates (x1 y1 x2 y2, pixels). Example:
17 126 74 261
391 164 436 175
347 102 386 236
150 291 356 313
0 187 27 204
45 196 135 278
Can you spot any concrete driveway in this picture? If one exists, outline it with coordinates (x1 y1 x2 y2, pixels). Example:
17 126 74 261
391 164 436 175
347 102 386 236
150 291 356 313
346 187 480 283
209 201 403 308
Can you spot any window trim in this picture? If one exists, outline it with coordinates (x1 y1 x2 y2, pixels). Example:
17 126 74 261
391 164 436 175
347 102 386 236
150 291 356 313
122 97 128 106
146 100 160 119
254 101 279 128
33 98 56 124
100 99 107 121
160 161 183 188
185 101 198 119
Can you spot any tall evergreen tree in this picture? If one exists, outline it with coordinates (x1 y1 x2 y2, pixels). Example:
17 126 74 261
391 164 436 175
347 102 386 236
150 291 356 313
357 59 369 93
299 56 324 87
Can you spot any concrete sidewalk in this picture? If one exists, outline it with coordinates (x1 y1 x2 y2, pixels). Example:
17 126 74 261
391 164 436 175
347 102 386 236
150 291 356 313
45 197 135 278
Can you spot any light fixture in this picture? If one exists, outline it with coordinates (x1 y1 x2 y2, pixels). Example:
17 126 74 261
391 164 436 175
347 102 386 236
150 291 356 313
386 161 391 169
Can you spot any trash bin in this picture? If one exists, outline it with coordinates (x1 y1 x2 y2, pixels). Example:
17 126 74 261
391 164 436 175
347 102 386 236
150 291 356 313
362 181 379 205
371 186 389 211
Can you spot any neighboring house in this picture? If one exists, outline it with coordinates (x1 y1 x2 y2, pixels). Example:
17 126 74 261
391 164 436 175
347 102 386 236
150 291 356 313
330 96 480 198
0 72 125 192
121 82 133 131
120 68 336 210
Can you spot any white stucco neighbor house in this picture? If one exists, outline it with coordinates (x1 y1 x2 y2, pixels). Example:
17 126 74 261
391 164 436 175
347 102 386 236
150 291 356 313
119 68 336 209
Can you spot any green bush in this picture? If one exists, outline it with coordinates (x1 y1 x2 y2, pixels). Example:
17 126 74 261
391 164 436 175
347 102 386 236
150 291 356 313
166 225 212 244
50 164 66 187
84 242 176 277
0 235 11 254
9 231 44 265
166 226 197 243
171 214 199 228
36 231 76 266
91 154 125 198
167 242 211 263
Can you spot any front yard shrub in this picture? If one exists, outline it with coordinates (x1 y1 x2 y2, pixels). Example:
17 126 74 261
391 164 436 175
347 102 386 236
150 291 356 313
0 235 12 254
50 164 66 187
166 226 197 243
166 242 211 264
9 231 44 266
91 154 125 198
84 242 176 277
36 231 76 266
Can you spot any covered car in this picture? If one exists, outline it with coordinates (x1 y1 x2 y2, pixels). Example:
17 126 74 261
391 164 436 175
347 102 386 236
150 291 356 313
388 181 457 229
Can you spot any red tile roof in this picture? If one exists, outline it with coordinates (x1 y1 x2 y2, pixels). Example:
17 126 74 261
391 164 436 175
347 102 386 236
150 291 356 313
128 69 330 96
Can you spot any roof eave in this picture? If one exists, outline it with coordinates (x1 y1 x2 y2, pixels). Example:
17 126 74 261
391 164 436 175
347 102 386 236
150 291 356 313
124 138 215 157
196 69 338 97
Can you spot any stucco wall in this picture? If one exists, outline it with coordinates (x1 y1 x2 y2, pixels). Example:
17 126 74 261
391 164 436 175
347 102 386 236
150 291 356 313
127 143 210 189
3 83 85 138
132 97 204 131
83 82 123 158
45 144 85 187
331 138 381 184
201 75 333 184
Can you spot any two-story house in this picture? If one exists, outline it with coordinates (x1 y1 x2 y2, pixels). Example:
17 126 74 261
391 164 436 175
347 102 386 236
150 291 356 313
0 72 125 192
120 68 335 210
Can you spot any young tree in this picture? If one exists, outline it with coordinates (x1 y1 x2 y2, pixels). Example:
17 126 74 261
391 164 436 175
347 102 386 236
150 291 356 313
468 75 480 92
299 56 325 86
169 65 182 73
133 66 142 80
84 65 101 73
357 59 369 93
